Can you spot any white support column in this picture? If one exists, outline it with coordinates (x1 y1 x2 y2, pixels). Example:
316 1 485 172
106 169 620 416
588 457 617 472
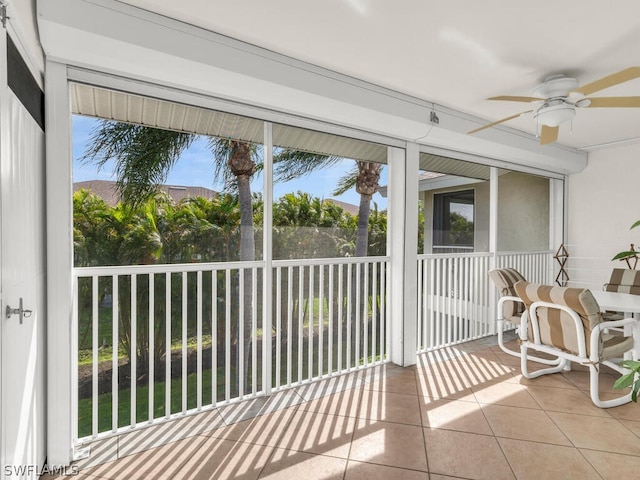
488 166 499 334
262 122 273 395
388 144 419 367
45 60 75 465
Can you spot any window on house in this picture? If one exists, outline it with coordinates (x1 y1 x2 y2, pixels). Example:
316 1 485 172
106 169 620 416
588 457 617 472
432 189 474 253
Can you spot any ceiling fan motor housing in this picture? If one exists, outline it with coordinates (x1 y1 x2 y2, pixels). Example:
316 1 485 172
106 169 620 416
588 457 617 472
534 101 576 127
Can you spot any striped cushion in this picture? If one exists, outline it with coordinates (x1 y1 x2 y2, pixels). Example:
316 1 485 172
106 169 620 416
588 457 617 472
514 281 603 356
605 284 640 295
606 268 640 288
488 268 526 321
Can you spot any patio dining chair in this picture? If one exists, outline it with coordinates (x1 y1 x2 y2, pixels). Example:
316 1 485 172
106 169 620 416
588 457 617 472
514 281 640 408
488 268 560 365
602 268 640 321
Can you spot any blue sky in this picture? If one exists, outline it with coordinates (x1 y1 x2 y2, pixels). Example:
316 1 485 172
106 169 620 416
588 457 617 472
73 115 388 210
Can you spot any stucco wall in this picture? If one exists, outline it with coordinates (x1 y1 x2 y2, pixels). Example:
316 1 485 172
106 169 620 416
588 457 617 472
497 172 549 252
567 141 640 288
421 171 549 254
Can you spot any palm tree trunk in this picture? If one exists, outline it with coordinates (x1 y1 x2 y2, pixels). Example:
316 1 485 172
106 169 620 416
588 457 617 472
236 173 255 393
355 193 372 258
237 173 255 262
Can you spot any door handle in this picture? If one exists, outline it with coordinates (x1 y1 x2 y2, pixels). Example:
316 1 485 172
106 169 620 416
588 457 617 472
5 297 32 324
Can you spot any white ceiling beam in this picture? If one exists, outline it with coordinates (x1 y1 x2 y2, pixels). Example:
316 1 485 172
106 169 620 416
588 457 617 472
37 0 587 174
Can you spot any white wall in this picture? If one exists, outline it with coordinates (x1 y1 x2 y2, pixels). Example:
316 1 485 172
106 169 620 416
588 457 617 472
567 141 640 288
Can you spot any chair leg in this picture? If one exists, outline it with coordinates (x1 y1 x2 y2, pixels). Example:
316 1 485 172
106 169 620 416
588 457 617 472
589 364 633 408
520 343 567 379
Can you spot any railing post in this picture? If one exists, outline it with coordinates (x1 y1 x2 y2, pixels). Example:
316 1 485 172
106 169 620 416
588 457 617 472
488 167 499 335
262 121 273 395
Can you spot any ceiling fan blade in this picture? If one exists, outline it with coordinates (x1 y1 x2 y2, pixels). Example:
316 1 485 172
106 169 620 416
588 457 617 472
573 67 640 96
488 96 543 103
540 125 559 145
584 96 640 108
468 110 533 135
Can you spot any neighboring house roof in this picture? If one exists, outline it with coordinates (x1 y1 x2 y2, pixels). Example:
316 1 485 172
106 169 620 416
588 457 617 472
324 198 359 216
73 180 217 206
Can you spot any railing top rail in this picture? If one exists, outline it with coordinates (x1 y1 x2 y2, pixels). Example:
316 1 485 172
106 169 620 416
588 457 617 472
496 250 553 256
73 255 391 277
73 260 265 277
272 256 390 268
417 250 553 260
417 252 492 260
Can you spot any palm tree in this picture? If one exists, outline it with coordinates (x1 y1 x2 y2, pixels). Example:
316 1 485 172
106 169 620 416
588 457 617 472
275 153 384 257
332 161 383 257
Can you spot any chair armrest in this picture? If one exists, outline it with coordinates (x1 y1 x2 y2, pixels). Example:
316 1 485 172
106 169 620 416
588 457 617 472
496 295 523 321
590 317 640 362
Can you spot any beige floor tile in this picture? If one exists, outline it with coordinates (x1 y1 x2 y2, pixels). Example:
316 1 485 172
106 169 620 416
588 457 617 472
561 369 623 394
208 406 297 447
259 449 347 479
349 419 428 471
360 363 414 381
417 375 477 402
508 370 579 389
179 437 275 480
429 475 467 480
84 435 209 480
580 448 640 478
297 387 362 418
480 404 571 445
416 371 474 399
344 460 429 479
295 372 363 402
423 428 514 480
277 410 356 458
617 418 640 438
421 397 493 435
119 409 225 457
73 437 118 470
498 437 601 480
525 385 611 416
472 381 539 409
547 411 640 455
602 399 640 421
358 390 422 425
363 371 418 395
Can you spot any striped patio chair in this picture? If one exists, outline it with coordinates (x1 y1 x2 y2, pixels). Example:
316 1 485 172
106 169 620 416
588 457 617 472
603 268 640 321
488 268 560 365
514 281 640 408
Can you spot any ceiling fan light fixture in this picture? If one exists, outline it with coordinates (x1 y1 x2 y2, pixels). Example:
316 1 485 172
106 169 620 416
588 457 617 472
534 103 576 127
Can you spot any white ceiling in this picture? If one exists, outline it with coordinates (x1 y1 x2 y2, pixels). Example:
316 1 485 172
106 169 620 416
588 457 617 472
119 0 640 150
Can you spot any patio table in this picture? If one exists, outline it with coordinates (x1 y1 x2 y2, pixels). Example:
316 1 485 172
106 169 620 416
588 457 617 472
591 290 640 319
591 289 640 359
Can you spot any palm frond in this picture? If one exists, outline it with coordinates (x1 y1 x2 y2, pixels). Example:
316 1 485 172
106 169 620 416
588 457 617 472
273 149 343 182
332 165 359 196
82 120 194 206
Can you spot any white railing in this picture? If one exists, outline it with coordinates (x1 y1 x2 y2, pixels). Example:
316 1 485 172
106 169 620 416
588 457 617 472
417 251 553 352
72 256 389 442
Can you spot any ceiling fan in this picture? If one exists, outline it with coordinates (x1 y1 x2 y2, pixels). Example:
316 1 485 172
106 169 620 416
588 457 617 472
468 67 640 145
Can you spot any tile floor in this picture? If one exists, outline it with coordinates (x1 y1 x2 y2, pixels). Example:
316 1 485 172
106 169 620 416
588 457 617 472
47 334 640 479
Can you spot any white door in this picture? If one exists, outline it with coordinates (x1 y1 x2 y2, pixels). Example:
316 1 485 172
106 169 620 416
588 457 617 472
0 26 47 478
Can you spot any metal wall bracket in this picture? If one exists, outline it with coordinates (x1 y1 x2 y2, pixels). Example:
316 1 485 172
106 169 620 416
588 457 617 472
6 297 32 324
0 3 9 29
